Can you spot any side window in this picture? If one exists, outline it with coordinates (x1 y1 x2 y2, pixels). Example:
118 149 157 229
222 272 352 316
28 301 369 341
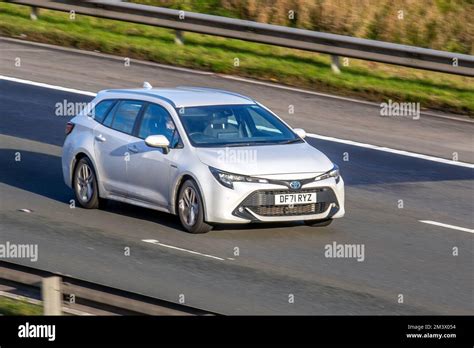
103 102 116 128
90 99 115 124
139 104 179 147
110 100 144 135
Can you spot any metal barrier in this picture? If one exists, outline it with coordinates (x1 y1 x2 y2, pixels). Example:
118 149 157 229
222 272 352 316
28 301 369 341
4 0 474 76
0 261 215 315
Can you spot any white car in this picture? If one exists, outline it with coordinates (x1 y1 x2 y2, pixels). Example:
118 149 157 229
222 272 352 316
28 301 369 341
62 84 345 233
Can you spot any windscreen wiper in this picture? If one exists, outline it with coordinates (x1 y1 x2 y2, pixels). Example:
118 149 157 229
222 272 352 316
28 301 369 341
225 142 254 147
277 138 302 144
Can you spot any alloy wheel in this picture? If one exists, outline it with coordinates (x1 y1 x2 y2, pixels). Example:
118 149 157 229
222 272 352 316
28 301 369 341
76 163 94 203
179 187 198 226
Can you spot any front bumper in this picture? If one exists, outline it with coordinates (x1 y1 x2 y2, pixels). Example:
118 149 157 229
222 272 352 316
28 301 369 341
233 187 340 222
202 175 345 224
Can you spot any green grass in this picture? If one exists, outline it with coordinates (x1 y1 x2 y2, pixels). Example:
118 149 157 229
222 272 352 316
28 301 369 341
0 296 43 315
0 3 473 115
132 0 473 55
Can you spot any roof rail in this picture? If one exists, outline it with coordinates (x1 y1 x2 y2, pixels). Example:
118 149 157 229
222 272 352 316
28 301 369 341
176 86 254 102
103 89 176 107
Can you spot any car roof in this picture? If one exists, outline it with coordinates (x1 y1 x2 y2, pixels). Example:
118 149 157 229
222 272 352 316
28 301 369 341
99 86 256 108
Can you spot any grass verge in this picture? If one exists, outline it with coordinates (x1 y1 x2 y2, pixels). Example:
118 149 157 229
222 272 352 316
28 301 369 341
0 3 472 115
0 296 43 315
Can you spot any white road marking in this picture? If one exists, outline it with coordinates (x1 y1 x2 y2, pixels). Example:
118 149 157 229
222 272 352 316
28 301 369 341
1 37 472 123
1 74 473 168
306 133 474 168
419 220 474 234
0 75 96 96
142 239 226 261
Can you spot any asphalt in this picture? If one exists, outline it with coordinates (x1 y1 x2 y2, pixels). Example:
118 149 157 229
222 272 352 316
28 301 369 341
1 37 473 162
0 39 473 315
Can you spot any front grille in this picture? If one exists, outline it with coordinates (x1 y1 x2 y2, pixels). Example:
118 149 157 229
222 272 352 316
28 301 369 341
241 188 326 206
234 188 336 218
248 203 327 217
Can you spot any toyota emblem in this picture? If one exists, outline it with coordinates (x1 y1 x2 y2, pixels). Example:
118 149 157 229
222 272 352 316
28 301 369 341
289 181 301 190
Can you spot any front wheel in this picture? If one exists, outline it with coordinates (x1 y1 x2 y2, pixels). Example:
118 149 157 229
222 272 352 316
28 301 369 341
303 218 333 227
178 180 213 234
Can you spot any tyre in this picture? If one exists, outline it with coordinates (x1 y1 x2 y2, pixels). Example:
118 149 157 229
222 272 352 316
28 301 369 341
303 218 333 227
178 179 213 234
73 157 103 209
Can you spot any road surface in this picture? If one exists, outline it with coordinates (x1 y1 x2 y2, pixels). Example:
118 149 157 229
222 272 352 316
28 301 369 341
1 39 473 314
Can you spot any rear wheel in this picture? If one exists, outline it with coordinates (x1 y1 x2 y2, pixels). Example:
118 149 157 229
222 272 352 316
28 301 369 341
178 180 213 234
73 157 104 209
303 218 333 227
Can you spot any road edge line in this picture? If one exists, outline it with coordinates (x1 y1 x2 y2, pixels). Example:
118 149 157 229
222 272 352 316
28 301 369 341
1 37 472 123
1 74 472 168
306 133 474 168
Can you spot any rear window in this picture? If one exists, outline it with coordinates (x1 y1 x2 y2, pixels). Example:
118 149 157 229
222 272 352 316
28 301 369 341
109 100 144 135
89 99 115 123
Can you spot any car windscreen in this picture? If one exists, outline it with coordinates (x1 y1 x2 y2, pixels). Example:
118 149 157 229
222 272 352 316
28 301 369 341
176 104 300 147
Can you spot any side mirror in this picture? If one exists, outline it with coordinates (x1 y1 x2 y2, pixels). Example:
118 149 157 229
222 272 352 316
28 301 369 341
145 135 170 154
293 128 306 139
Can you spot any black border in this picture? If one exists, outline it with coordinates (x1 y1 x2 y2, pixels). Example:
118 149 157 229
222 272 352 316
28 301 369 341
0 316 472 346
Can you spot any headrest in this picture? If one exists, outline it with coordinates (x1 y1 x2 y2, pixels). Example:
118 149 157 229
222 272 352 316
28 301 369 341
210 112 228 129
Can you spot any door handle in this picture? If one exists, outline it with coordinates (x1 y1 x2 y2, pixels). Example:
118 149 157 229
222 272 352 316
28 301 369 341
127 144 139 153
95 134 106 142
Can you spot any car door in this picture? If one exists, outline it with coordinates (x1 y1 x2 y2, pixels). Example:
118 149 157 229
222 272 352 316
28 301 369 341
127 103 181 208
93 100 145 197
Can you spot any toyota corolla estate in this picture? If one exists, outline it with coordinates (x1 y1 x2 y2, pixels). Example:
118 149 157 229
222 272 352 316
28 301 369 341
62 84 345 233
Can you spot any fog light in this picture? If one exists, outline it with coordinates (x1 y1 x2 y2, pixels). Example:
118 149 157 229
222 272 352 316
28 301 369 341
238 207 244 212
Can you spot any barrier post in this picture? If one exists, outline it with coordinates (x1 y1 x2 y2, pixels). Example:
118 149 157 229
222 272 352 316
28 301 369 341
42 276 62 315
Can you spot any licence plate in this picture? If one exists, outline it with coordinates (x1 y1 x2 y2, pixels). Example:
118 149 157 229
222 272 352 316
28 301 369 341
274 192 317 205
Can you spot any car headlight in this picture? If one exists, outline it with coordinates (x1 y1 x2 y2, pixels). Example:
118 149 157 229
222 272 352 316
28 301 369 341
315 164 340 182
209 167 268 189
